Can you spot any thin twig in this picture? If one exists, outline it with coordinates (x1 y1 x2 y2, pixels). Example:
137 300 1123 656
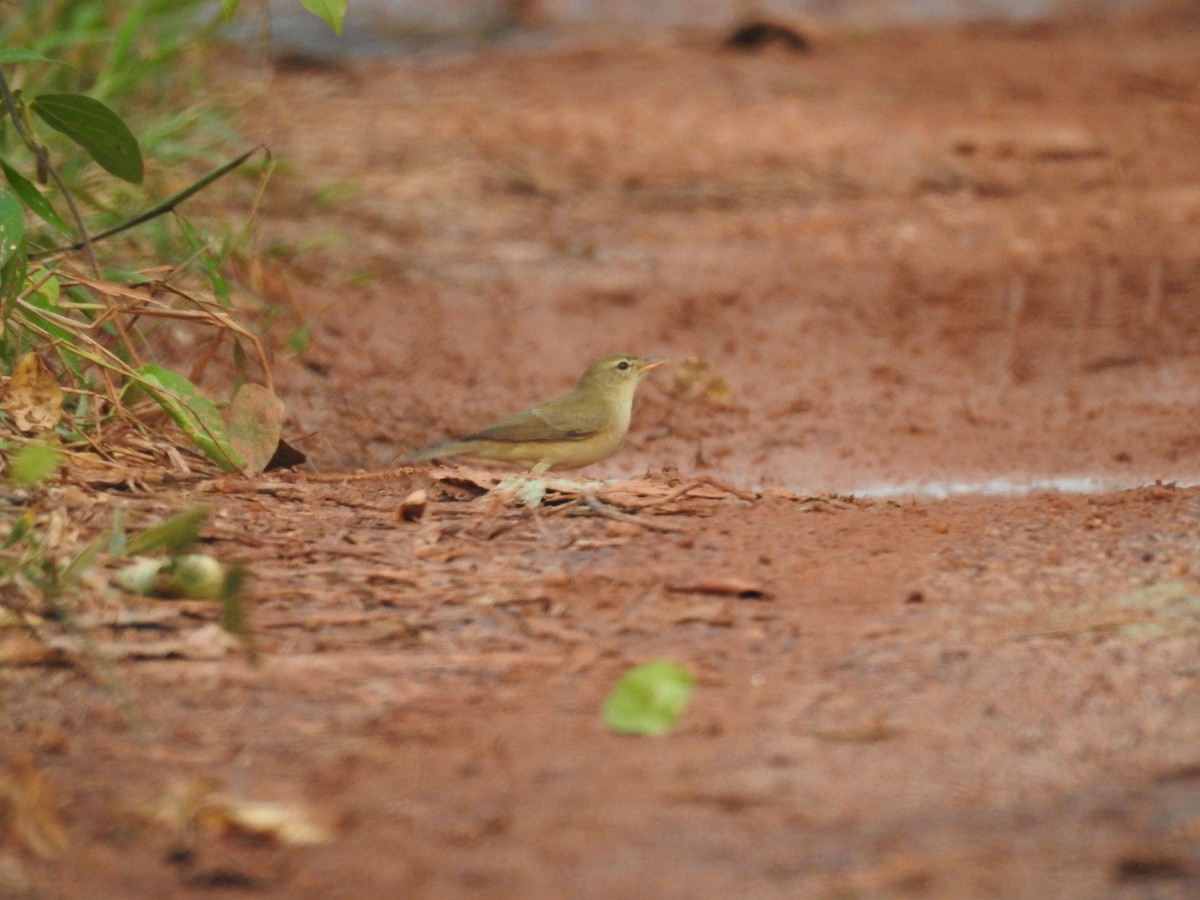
598 476 757 509
580 490 684 533
29 145 268 261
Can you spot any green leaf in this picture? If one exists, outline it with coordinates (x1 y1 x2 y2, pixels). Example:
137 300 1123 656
1 235 28 306
219 562 257 662
0 186 24 270
113 554 225 599
136 365 245 472
1 159 72 237
108 508 127 555
300 0 347 35
3 509 36 547
59 529 109 585
31 93 144 184
165 554 225 599
26 281 85 384
286 322 312 354
8 441 62 486
22 276 77 351
124 507 209 556
603 661 697 737
0 50 74 68
221 0 241 19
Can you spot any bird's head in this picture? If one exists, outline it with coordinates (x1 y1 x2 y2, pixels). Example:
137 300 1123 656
576 354 666 399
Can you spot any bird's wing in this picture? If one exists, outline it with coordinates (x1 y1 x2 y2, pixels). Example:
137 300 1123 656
462 398 604 444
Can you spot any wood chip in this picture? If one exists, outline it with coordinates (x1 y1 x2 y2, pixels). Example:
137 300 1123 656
668 578 771 600
673 600 734 626
398 489 428 522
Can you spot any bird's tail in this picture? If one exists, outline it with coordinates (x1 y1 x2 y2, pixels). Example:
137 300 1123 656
399 441 463 464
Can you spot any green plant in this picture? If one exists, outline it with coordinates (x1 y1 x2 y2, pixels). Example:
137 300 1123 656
0 1 345 473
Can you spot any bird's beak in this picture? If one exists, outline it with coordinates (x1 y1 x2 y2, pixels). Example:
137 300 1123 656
637 357 667 373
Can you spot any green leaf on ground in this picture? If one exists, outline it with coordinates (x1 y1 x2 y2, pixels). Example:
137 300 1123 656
114 554 225 599
7 441 61 486
603 661 697 737
136 365 245 471
225 383 286 475
31 93 144 184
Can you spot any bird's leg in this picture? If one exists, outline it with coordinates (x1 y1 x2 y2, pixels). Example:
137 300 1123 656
495 470 550 507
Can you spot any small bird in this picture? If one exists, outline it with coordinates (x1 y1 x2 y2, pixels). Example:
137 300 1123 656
403 354 666 474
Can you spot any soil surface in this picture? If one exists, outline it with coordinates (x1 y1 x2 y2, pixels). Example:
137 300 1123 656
7 15 1200 898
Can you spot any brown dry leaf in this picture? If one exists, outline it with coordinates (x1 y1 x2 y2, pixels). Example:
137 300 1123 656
668 578 771 599
0 757 69 858
225 383 287 475
149 779 328 847
0 353 62 433
197 799 331 846
666 356 735 407
433 468 498 497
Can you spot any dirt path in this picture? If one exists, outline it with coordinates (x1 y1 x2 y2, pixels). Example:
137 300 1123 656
6 15 1200 898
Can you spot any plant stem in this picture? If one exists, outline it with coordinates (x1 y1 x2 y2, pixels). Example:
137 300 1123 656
0 70 99 276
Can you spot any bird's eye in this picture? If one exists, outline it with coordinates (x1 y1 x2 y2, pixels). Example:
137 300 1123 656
616 360 631 371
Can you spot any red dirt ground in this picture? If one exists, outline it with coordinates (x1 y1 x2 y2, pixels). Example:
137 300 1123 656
6 14 1200 898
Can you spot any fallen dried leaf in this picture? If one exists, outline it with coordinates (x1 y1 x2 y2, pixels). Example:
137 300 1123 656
0 353 62 432
224 383 286 475
198 799 331 846
114 554 225 600
149 780 330 847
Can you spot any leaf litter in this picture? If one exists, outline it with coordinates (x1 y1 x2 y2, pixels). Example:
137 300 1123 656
0 353 62 433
